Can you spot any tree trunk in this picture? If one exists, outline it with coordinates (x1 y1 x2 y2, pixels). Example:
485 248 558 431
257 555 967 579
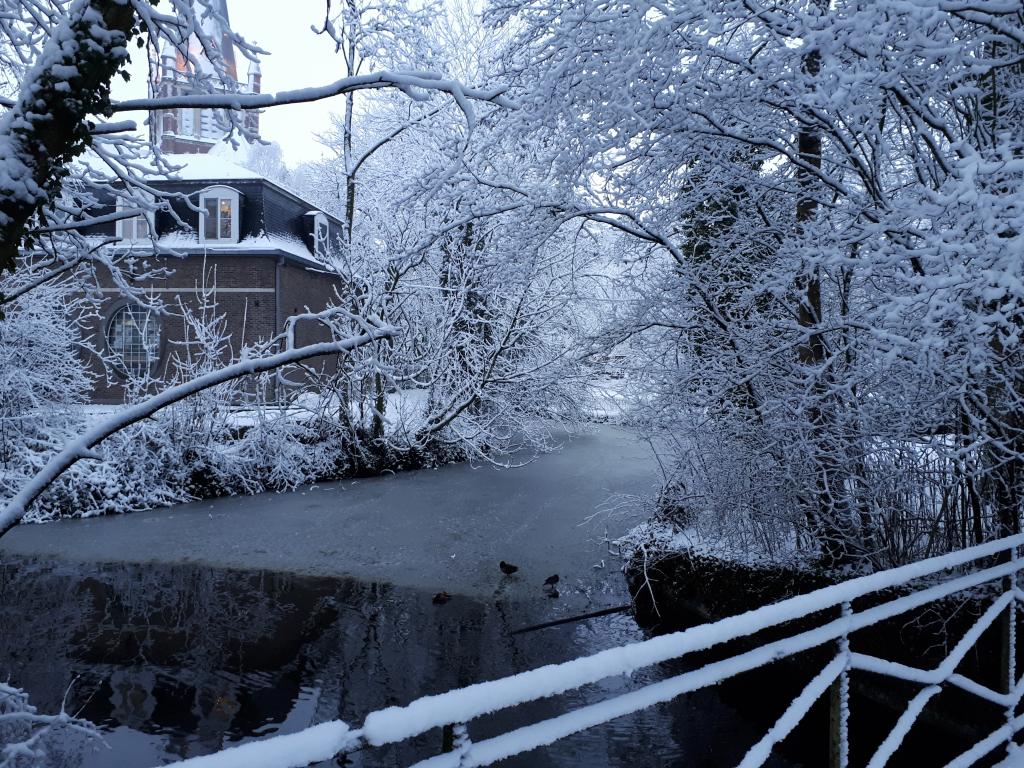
794 33 850 565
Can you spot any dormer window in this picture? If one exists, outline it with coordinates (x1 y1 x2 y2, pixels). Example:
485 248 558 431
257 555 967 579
313 212 330 259
199 186 240 244
116 200 153 242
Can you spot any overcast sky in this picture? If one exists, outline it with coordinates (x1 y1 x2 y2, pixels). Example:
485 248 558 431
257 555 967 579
115 1 350 167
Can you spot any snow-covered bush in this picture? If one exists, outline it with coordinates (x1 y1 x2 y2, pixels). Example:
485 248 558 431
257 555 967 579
0 682 100 768
0 278 92 508
21 289 352 522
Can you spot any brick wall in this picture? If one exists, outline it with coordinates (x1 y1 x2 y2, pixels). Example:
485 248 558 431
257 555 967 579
277 261 345 379
86 254 277 403
85 254 347 403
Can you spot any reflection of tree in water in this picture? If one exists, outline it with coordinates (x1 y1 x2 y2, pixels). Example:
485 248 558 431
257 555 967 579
2 558 693 767
1 559 371 763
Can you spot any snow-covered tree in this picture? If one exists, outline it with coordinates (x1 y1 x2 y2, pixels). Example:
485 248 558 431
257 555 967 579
0 274 92 506
485 0 1024 566
290 2 594 460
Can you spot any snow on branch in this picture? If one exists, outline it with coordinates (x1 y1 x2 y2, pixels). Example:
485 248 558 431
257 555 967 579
0 317 397 538
0 682 101 768
112 70 512 123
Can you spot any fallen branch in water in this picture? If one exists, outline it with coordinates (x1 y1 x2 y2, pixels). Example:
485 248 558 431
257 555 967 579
510 603 632 635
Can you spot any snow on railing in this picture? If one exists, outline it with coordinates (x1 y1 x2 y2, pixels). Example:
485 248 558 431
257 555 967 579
163 534 1024 768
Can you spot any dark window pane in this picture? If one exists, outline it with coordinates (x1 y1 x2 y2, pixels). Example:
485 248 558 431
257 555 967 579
106 305 161 375
204 198 219 239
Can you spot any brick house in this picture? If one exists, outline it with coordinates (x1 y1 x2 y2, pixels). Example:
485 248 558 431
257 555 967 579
84 155 347 403
76 0 351 403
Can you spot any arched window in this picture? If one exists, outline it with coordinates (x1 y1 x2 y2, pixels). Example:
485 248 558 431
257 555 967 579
199 186 240 244
106 305 161 376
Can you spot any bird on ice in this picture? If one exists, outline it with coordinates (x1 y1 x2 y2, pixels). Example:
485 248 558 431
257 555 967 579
499 560 519 576
543 574 560 587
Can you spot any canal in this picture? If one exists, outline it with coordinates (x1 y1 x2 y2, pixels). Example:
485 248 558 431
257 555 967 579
0 426 795 767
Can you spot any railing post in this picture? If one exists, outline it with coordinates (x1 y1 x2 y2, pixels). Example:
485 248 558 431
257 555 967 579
442 722 472 764
453 723 471 762
830 600 851 768
1003 546 1019 759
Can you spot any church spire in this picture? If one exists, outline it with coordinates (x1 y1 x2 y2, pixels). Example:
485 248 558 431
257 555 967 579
149 0 261 154
197 0 238 82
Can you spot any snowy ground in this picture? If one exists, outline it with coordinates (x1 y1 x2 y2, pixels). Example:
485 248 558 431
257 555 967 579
0 425 661 605
80 382 625 430
77 388 433 432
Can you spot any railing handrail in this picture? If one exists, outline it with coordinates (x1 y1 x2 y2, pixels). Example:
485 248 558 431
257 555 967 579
162 533 1024 768
361 533 1024 745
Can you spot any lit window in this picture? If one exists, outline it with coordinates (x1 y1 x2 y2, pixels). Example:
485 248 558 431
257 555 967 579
199 187 240 243
118 215 150 241
106 305 161 376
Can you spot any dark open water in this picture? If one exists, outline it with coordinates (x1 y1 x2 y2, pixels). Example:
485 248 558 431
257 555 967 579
1 556 803 767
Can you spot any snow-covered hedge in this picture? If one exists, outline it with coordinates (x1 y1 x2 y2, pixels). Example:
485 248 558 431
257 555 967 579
0 280 477 524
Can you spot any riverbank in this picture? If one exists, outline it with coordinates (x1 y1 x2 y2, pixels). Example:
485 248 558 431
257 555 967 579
2 425 659 605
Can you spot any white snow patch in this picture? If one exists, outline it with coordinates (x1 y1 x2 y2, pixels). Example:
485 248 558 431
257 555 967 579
159 152 263 181
154 231 321 266
162 720 356 768
994 749 1024 768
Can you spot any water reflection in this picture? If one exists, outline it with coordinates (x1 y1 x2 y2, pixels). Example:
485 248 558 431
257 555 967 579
1 558 793 767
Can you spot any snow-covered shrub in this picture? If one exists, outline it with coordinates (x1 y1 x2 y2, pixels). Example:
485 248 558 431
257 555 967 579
0 279 92 506
22 289 356 521
0 682 100 768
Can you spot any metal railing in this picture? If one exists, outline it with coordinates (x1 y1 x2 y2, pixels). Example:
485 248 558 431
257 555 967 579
168 534 1024 768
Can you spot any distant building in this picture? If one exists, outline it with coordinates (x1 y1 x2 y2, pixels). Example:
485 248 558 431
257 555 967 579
150 0 261 155
84 156 345 403
80 1 344 403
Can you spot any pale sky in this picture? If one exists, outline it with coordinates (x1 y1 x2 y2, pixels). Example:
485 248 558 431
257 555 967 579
115 1 351 167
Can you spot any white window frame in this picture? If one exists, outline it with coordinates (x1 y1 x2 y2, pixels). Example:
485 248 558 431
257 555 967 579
199 186 240 244
116 199 153 243
313 212 330 259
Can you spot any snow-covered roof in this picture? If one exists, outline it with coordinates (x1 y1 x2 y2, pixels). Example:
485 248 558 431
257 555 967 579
72 148 257 183
74 146 338 223
157 149 337 224
154 232 326 269
159 153 263 181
